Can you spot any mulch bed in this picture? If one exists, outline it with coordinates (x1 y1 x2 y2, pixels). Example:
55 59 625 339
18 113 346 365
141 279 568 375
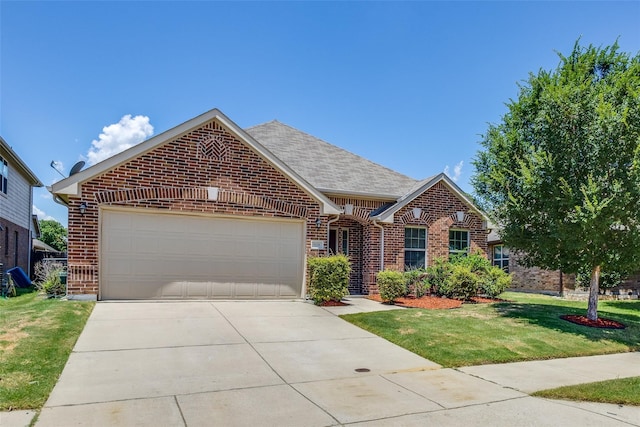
319 300 350 307
367 294 463 309
560 314 626 329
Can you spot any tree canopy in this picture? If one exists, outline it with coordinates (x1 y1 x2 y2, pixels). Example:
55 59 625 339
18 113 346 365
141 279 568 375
39 219 67 252
472 40 640 320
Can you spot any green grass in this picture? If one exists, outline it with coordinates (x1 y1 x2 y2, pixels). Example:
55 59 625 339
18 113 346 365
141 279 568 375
533 377 640 406
0 289 94 410
341 292 640 368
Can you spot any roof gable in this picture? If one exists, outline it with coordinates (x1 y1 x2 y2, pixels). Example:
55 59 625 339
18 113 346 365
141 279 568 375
372 173 489 224
50 109 340 214
245 121 418 199
0 137 43 187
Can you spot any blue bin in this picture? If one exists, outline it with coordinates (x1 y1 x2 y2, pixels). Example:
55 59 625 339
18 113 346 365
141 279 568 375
7 267 32 288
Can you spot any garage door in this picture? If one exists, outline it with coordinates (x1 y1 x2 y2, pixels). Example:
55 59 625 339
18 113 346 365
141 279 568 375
100 209 305 300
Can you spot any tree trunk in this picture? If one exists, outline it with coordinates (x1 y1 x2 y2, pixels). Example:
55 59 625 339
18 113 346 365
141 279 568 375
587 265 601 321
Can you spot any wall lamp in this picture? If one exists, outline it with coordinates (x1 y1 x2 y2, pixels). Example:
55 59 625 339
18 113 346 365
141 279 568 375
79 202 88 216
315 217 322 229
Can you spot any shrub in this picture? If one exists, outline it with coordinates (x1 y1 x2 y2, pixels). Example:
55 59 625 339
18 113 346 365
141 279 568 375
34 261 67 298
425 257 452 293
480 266 512 298
451 251 492 275
377 270 406 303
438 264 478 300
307 254 351 304
575 265 624 293
404 268 429 297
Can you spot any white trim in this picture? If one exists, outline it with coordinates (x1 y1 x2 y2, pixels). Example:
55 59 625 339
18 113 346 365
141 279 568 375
448 228 470 256
50 108 341 215
372 173 489 224
404 225 427 270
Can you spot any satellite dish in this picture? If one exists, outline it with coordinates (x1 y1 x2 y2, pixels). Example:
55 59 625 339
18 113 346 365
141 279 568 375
69 161 85 176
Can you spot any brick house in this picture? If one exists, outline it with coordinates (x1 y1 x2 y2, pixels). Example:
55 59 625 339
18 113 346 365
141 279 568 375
0 136 43 280
488 231 640 298
50 109 488 300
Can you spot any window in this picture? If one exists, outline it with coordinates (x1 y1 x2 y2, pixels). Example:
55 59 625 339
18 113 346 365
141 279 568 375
341 229 349 255
0 157 8 194
404 227 426 270
449 229 469 257
329 228 349 255
492 245 509 272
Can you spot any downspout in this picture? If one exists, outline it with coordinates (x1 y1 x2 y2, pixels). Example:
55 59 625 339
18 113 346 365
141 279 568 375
372 220 384 271
327 215 340 254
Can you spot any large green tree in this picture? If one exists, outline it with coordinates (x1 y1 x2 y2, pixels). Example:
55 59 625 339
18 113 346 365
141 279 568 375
39 219 67 253
472 40 640 321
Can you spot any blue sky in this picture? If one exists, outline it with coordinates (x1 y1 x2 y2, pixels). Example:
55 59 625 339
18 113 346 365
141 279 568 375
1 1 639 226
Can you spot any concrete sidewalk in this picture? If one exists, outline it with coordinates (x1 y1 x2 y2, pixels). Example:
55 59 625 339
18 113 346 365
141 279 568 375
3 297 639 426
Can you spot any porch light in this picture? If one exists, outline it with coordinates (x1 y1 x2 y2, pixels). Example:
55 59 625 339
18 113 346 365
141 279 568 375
315 217 322 229
79 202 88 216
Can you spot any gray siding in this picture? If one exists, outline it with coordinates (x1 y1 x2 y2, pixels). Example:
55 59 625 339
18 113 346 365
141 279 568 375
0 158 33 229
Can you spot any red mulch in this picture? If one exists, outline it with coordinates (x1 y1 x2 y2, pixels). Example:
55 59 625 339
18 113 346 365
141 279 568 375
319 300 350 307
365 294 510 309
560 314 626 329
367 294 463 309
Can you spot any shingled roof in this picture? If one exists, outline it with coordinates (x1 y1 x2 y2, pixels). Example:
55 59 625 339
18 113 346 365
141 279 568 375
245 120 419 199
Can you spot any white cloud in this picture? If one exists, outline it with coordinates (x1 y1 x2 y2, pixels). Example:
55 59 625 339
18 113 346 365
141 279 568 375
33 205 55 221
86 115 154 165
444 160 464 182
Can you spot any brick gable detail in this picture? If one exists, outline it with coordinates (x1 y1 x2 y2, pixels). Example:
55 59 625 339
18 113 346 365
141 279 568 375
67 119 324 296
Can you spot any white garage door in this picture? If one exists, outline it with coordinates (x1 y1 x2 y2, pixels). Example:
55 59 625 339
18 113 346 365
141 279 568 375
100 209 305 300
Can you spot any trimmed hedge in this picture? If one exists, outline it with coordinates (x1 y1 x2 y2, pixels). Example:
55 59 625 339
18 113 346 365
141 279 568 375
307 254 351 304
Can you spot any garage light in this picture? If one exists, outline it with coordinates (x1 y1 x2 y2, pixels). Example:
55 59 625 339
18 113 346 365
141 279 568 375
79 202 88 216
315 217 322 229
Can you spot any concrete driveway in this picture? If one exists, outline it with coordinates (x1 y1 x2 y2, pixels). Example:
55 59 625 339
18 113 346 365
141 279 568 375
33 299 639 427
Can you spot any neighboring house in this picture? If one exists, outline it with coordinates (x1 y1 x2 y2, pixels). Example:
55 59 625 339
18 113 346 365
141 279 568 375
50 108 489 300
487 230 573 295
488 231 640 298
0 137 43 280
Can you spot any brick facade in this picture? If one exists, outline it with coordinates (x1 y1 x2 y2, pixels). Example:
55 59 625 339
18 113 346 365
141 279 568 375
0 219 31 277
61 111 488 299
328 182 488 295
67 118 326 296
489 244 640 298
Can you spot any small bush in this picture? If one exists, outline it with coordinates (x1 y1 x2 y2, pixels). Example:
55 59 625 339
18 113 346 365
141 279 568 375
480 266 512 298
377 270 406 303
307 254 351 304
439 264 478 300
425 257 452 293
404 268 429 297
451 251 492 274
575 265 624 292
34 261 66 297
2 275 17 297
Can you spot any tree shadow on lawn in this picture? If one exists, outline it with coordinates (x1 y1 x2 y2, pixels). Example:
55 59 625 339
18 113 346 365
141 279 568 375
492 301 640 348
602 300 640 312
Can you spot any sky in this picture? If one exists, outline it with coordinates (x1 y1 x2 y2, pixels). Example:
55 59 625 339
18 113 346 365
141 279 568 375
1 1 639 226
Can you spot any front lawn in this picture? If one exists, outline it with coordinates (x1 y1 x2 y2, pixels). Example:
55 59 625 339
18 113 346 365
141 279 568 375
533 376 640 406
0 289 94 410
341 292 640 368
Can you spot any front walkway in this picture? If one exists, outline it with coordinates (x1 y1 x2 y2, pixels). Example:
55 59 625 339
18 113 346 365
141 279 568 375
2 297 639 427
